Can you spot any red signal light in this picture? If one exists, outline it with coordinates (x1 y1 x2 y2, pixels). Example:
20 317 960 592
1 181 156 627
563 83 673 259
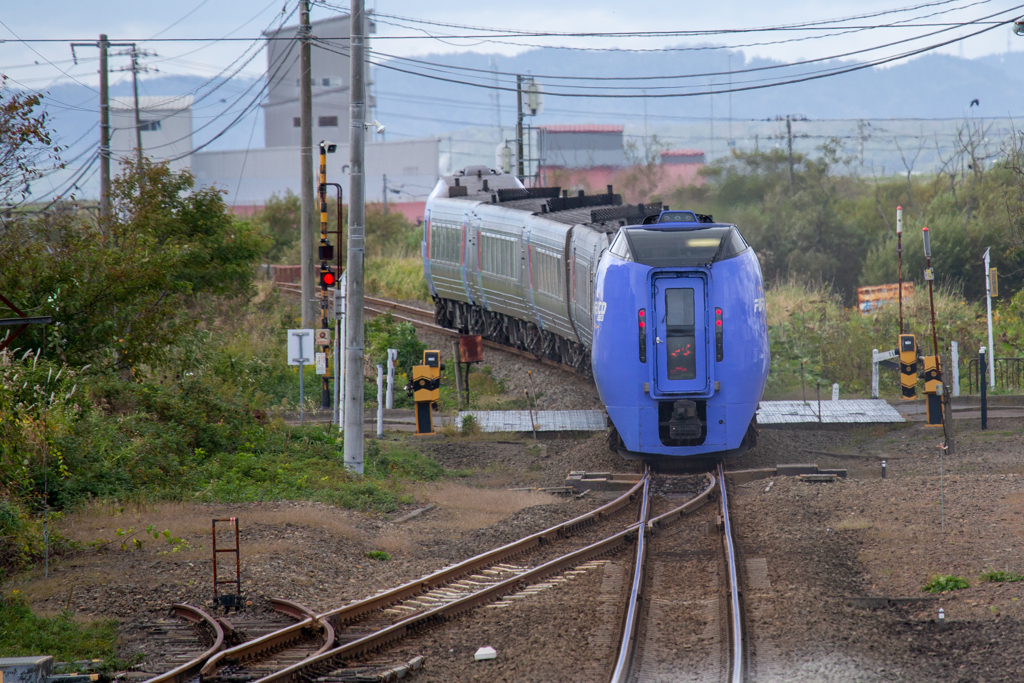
320 270 336 287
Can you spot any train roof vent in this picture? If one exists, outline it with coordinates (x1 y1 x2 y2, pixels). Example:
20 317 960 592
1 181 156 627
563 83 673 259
591 202 662 224
496 186 563 202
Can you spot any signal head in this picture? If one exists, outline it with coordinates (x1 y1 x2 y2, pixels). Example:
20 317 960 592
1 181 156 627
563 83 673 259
1014 18 1024 36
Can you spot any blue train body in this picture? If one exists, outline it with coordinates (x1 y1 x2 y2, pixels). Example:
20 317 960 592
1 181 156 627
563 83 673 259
591 217 770 457
423 166 769 459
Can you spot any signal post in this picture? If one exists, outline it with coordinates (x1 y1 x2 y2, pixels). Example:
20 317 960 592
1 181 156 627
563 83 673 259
318 141 338 409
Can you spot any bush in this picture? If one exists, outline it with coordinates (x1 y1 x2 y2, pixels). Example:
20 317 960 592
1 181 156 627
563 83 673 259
979 569 1024 583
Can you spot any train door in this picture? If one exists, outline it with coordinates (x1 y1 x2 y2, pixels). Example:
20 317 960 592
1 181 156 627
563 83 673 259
467 212 486 308
572 245 593 346
651 275 709 394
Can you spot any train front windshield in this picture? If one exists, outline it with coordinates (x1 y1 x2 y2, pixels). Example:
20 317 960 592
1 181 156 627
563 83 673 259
623 226 747 267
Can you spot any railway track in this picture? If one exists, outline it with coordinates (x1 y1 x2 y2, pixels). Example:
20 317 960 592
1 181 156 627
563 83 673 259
273 282 577 373
142 477 645 682
614 464 745 683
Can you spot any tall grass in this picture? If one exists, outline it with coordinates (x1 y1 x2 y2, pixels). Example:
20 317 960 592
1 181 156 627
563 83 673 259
366 257 430 302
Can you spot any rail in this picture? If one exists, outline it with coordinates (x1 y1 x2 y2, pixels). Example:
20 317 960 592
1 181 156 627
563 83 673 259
719 463 744 683
611 471 718 683
273 282 577 373
142 604 225 683
201 476 646 678
967 357 1024 394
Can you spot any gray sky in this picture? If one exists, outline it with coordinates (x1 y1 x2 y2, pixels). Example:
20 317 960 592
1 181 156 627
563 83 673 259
3 1 1023 90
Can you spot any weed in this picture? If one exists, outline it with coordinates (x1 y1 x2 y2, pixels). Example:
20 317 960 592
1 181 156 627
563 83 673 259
979 569 1024 583
365 550 391 561
922 574 970 593
460 414 479 437
0 592 125 663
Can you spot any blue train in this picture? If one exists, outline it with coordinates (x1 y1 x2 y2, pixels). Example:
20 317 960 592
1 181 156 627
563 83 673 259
423 165 770 458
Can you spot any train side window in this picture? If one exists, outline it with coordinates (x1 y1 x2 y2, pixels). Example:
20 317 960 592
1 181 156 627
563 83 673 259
608 231 633 261
719 228 749 260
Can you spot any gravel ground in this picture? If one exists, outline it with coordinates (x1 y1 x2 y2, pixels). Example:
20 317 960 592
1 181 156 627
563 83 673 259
9 391 1024 681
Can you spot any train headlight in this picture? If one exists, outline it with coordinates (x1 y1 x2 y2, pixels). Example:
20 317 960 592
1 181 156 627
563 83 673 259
638 309 647 363
715 308 724 362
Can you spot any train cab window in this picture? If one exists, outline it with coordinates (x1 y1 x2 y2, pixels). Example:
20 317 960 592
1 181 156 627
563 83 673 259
608 231 633 261
665 288 697 380
720 228 749 259
624 227 729 267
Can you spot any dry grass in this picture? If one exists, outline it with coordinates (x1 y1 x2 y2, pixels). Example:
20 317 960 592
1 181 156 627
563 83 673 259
834 515 873 531
370 528 416 554
410 482 556 532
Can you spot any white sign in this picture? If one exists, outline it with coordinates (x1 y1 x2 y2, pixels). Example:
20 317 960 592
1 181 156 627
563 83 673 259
316 352 327 374
287 329 315 366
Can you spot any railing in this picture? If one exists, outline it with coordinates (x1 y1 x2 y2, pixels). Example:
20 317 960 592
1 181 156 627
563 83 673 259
967 358 1024 394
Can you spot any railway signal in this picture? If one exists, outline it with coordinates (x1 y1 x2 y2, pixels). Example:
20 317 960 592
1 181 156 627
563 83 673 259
318 140 337 410
409 350 443 435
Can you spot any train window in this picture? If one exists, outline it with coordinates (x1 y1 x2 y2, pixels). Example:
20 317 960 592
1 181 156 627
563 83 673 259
665 288 697 380
608 231 633 261
532 247 563 296
720 228 749 259
430 221 462 263
624 227 730 267
480 232 518 279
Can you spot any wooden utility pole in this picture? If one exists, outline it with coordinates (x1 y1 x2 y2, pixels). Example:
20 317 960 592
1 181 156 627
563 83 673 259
299 0 316 327
344 0 367 474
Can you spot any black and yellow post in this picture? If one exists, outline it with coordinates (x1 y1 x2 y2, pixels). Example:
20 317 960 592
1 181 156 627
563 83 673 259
318 141 336 409
922 354 943 425
899 333 917 399
411 350 442 435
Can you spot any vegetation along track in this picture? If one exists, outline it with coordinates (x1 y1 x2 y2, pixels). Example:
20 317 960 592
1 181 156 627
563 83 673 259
139 477 645 681
615 465 745 683
274 282 577 373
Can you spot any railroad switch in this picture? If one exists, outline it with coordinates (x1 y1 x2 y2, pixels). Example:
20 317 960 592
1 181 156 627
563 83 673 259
408 350 443 435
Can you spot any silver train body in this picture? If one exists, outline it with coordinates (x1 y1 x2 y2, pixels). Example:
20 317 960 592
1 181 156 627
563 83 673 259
423 165 663 374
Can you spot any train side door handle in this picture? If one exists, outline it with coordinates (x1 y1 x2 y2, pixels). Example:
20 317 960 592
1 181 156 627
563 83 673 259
655 336 663 344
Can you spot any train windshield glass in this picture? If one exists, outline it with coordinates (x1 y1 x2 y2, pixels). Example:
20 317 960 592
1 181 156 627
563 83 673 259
625 227 731 267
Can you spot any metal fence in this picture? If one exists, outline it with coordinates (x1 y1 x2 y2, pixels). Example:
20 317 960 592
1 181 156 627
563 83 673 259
967 357 1024 394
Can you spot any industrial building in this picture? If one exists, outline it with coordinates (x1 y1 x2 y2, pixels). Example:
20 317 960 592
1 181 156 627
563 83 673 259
109 95 193 178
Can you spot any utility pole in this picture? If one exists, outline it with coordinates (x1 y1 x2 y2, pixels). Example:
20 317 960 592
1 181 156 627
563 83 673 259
344 0 367 474
786 114 794 191
382 173 388 215
299 0 316 328
709 79 714 162
490 57 501 141
516 75 524 182
112 45 155 169
71 35 110 218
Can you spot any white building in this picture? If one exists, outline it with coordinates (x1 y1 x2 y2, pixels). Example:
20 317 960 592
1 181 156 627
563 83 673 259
191 138 440 207
261 14 373 148
109 95 193 177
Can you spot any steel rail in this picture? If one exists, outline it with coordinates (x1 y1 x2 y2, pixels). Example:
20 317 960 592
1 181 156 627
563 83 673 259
253 520 647 683
611 470 718 683
202 476 646 677
609 471 650 682
269 598 336 656
719 462 744 683
142 603 225 683
274 282 578 373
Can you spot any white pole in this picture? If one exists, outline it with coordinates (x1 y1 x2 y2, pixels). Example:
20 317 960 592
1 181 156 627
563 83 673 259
871 349 880 399
832 383 839 401
337 279 347 434
386 348 396 409
376 364 384 439
951 341 960 397
984 248 995 388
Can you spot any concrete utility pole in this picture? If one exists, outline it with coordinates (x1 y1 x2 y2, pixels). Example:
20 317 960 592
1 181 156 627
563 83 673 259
344 0 367 474
786 114 794 191
299 0 316 327
71 35 111 217
516 75 525 182
99 35 110 218
383 173 388 215
111 45 154 169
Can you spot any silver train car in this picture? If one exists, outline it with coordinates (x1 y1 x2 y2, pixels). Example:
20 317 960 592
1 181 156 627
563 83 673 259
423 165 663 375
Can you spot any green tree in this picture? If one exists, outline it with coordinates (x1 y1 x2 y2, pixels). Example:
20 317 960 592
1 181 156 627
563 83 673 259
0 160 266 369
0 76 63 205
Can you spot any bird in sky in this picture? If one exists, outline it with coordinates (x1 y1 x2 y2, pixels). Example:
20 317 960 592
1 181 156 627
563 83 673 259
970 99 980 107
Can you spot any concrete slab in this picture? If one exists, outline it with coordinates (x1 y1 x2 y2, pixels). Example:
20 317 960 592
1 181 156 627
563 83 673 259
1 658 54 683
457 410 607 433
758 399 904 425
565 471 644 492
